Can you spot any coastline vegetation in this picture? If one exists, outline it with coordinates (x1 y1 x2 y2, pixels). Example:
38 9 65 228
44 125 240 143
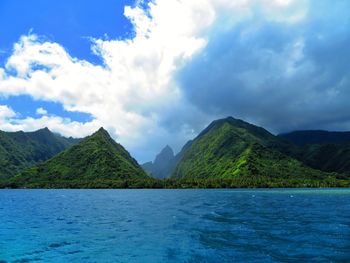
1 117 350 189
1 176 349 189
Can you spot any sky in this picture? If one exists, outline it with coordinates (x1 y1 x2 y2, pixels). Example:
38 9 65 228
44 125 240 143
0 0 349 162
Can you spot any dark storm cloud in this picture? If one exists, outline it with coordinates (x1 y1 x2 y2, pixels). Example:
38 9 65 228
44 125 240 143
177 0 350 134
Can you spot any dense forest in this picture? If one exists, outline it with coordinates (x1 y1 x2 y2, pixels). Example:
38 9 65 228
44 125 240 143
2 177 349 189
1 117 350 189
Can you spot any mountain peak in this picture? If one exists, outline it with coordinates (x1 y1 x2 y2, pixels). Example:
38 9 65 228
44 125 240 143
94 127 111 137
197 116 275 144
37 127 51 133
13 128 148 186
172 116 329 180
97 127 107 132
155 145 174 163
197 116 246 138
221 116 249 126
161 145 174 155
142 144 176 179
223 116 238 122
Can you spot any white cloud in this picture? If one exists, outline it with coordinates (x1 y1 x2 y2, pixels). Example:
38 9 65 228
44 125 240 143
0 0 310 161
2 115 102 138
0 105 17 131
0 104 101 137
36 107 48 115
0 105 16 120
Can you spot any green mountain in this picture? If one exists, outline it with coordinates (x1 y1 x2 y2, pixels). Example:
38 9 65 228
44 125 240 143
0 128 79 179
172 117 334 182
280 130 350 146
298 143 350 176
280 130 350 176
142 145 176 179
2 118 348 189
10 128 148 187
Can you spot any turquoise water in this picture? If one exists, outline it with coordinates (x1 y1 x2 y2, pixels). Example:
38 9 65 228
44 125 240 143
1 189 350 262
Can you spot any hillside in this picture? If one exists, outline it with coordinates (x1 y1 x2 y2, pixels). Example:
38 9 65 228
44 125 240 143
0 128 79 179
10 128 148 187
280 130 350 176
172 117 333 181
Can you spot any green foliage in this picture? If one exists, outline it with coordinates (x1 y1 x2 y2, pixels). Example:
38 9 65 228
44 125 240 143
172 117 336 181
10 128 148 187
281 130 350 175
1 177 349 189
298 143 350 175
1 117 350 189
0 128 79 179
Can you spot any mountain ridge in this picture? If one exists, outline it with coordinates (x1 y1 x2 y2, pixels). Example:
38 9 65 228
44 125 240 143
0 128 80 179
1 118 350 188
280 130 350 176
142 145 176 179
171 117 334 181
10 127 148 187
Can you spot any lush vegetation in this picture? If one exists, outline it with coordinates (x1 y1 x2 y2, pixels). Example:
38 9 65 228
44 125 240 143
9 128 148 187
1 177 349 189
1 118 350 189
280 131 350 175
296 143 350 175
0 128 79 179
172 117 334 181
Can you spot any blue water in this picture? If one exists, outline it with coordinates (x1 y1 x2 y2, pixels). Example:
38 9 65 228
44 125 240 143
1 189 350 262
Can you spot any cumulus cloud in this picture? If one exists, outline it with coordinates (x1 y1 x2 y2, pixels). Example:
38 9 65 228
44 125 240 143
178 0 350 133
0 105 16 120
3 115 103 138
0 0 349 161
0 104 101 136
36 107 48 115
0 0 216 161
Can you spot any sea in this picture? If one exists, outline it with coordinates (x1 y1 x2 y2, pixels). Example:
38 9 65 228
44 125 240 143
1 189 350 262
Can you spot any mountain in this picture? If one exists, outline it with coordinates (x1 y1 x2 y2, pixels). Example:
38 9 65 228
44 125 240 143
280 130 350 146
142 145 176 178
10 128 148 187
297 143 350 176
0 128 80 179
280 130 350 176
172 117 332 181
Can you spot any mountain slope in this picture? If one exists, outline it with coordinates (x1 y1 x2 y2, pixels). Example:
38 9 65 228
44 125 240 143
295 143 350 177
172 117 330 180
0 128 79 179
11 128 148 187
142 145 176 179
280 130 350 176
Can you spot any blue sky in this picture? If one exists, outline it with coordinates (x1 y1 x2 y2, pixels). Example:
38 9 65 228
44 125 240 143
0 0 349 162
0 0 134 124
0 95 92 122
0 0 134 64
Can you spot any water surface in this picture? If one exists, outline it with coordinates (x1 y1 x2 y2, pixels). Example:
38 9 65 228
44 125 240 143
1 189 350 262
